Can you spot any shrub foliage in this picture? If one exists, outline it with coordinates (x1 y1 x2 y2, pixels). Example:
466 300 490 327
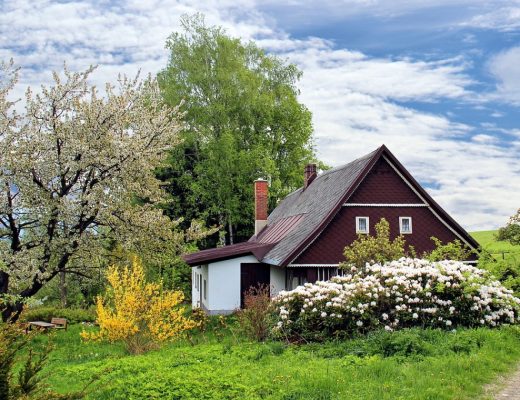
22 307 96 324
272 258 520 341
81 258 197 354
424 237 474 261
236 284 272 341
341 218 414 271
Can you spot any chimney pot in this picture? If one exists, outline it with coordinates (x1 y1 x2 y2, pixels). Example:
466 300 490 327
254 178 268 235
304 163 317 189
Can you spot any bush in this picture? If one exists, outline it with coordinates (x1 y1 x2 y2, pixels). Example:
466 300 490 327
341 218 414 271
479 251 520 297
272 258 520 341
0 319 57 399
81 257 197 354
424 237 474 261
21 307 96 324
236 284 272 341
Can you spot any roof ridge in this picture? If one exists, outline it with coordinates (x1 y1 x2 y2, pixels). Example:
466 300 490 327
318 147 381 178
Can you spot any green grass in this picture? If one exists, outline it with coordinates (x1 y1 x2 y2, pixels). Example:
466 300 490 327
471 230 520 253
29 324 520 400
471 230 520 265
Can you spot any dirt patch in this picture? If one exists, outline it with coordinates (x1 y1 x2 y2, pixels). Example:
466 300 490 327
484 364 520 400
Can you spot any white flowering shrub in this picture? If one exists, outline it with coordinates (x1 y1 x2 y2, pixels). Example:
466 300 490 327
272 258 520 340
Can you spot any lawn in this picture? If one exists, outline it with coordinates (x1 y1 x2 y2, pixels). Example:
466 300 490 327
30 322 520 400
471 230 520 261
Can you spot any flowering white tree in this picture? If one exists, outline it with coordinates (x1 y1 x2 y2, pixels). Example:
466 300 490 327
0 60 187 320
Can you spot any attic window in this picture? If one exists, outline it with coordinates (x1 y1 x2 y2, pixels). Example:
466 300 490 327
400 217 412 234
356 217 369 234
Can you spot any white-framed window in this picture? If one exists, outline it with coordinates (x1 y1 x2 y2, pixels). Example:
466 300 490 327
399 217 412 234
203 279 207 300
356 216 369 234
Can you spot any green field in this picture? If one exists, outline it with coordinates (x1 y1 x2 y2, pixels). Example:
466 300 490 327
471 230 520 255
470 230 520 265
28 323 520 400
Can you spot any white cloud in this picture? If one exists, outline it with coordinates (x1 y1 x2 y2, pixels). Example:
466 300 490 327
0 0 518 231
462 5 520 31
488 46 520 104
277 42 518 230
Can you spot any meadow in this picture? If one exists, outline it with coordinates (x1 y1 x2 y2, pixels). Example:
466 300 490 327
471 230 520 261
18 230 520 399
29 321 520 400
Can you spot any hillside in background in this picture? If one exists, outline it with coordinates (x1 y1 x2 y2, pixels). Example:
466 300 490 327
471 230 520 261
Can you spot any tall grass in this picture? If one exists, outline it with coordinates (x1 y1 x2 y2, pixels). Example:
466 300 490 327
32 324 520 399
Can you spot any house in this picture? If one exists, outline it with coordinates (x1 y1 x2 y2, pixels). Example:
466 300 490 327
183 145 479 315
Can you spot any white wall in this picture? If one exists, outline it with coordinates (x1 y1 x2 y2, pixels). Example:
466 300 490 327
191 264 208 309
192 256 288 314
191 255 261 314
270 265 286 297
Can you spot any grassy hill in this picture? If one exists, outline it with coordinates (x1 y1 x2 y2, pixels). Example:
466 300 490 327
471 230 520 261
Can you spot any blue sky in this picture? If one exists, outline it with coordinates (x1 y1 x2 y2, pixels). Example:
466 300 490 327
1 0 519 231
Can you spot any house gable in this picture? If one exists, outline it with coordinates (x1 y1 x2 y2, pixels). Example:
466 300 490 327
292 148 479 265
348 158 424 204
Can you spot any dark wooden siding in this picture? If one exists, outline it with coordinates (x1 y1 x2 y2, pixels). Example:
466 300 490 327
293 157 477 264
294 206 470 264
348 158 423 204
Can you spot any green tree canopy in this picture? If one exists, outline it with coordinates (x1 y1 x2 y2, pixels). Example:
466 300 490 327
158 14 318 245
497 209 520 246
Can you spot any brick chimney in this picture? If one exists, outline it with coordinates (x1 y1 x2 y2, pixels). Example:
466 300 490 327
304 163 317 189
254 179 268 235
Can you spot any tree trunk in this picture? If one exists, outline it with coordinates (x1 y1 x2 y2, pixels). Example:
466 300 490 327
1 301 23 323
0 270 8 297
59 270 67 308
228 219 234 245
0 270 23 322
218 214 226 247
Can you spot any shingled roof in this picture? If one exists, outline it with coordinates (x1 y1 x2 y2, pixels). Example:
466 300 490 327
183 145 479 267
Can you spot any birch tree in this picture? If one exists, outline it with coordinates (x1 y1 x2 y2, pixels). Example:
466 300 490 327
158 14 317 246
0 61 187 320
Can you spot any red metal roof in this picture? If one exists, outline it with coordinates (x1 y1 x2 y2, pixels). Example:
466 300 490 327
256 214 305 244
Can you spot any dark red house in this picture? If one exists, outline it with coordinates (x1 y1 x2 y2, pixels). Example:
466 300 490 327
184 145 479 314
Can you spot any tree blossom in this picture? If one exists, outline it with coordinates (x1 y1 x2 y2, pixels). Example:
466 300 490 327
0 62 210 320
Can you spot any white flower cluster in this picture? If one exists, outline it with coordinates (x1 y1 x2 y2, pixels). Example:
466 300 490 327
272 258 520 338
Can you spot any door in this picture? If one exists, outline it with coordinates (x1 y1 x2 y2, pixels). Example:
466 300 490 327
240 263 270 308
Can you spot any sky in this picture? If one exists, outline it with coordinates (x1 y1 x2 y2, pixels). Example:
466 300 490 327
1 0 519 231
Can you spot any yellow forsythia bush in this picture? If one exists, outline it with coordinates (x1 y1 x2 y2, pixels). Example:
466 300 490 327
81 257 197 354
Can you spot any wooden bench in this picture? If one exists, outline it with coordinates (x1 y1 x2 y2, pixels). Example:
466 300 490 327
26 321 56 333
50 317 68 330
